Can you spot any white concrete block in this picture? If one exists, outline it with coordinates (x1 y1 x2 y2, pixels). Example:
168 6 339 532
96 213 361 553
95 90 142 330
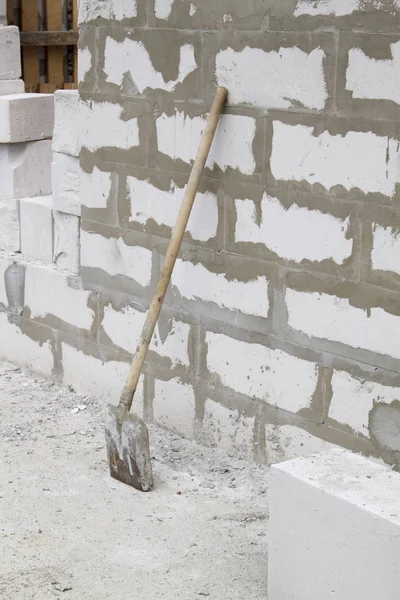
0 255 10 306
78 0 138 24
19 196 53 263
346 41 400 105
171 259 268 317
157 111 256 175
329 370 400 436
0 199 19 252
79 100 139 151
80 166 112 209
203 399 254 460
105 37 197 91
102 304 142 352
0 93 54 143
150 319 190 367
61 342 144 412
265 424 337 464
294 0 359 16
286 288 400 359
0 312 54 375
268 448 400 600
24 265 93 330
102 303 190 366
0 140 52 200
235 194 352 264
80 230 152 287
53 90 79 157
271 121 400 197
0 26 21 80
52 152 81 216
216 46 327 110
154 0 174 19
206 332 318 410
153 377 195 438
371 224 400 276
128 176 218 242
116 2 139 19
0 79 24 95
78 47 92 83
53 211 80 274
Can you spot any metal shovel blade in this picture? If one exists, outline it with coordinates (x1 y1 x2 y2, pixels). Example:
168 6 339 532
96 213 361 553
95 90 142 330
105 405 154 492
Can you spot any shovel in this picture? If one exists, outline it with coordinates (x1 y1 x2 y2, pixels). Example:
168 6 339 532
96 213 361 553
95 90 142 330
105 87 228 491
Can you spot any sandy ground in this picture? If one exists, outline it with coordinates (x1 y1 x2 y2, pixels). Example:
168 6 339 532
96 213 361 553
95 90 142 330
0 360 270 599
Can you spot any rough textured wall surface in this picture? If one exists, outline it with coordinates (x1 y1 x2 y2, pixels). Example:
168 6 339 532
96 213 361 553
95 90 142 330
73 0 400 466
2 0 400 467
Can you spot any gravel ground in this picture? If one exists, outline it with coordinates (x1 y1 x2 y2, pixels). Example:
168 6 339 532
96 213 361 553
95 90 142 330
0 360 270 599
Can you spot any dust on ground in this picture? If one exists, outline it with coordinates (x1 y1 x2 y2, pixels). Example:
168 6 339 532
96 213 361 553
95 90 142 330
0 360 270 599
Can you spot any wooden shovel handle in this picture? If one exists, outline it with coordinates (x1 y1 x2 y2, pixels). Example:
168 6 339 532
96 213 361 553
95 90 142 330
117 87 228 422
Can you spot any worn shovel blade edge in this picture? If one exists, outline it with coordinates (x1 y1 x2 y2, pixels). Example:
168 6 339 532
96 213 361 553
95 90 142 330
105 405 154 492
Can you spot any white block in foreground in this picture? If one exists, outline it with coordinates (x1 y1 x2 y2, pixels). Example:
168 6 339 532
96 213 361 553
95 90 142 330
268 448 400 600
0 93 54 142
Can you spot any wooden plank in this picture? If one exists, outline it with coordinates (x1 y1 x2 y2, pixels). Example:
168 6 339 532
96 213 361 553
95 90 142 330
46 0 64 90
21 0 40 93
63 83 78 90
6 0 14 24
72 0 78 84
39 83 57 93
20 30 79 46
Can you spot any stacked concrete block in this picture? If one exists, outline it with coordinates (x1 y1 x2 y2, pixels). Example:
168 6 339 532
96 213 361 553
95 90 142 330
0 141 52 200
50 90 81 274
0 27 54 260
0 96 53 256
0 141 53 254
0 94 54 142
0 26 21 80
52 90 79 157
53 211 80 273
0 26 18 252
52 152 80 216
20 196 53 262
0 26 24 94
0 198 19 252
0 23 90 386
0 88 82 273
0 80 25 96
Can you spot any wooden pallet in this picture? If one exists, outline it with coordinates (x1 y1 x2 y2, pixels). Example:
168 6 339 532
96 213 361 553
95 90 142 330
7 0 78 93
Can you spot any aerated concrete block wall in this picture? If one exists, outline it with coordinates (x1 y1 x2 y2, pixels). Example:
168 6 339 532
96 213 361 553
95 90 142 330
2 0 400 467
73 0 400 465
